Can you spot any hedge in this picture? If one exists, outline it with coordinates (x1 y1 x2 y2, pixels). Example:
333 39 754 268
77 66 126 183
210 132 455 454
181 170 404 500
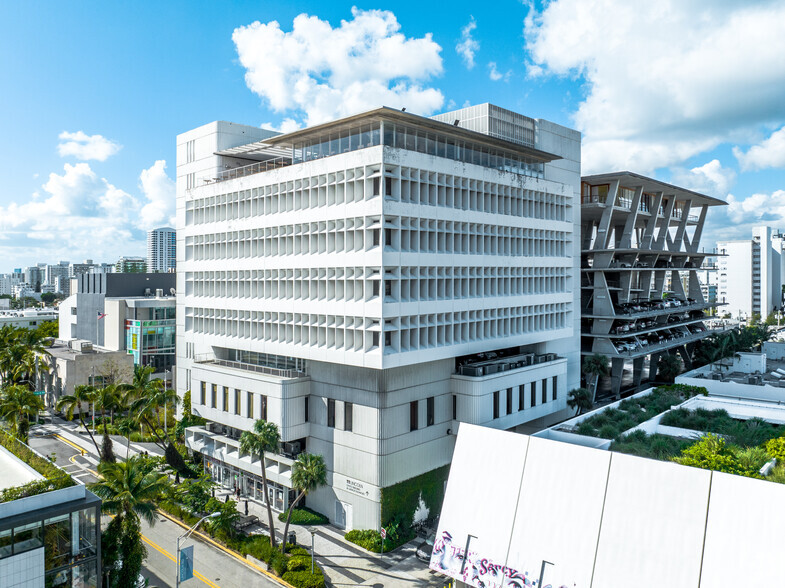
0 429 76 502
282 570 325 588
380 464 450 528
278 506 329 525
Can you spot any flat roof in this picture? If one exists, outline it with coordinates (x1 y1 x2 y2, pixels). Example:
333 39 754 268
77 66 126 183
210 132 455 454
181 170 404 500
582 171 727 207
260 106 562 163
0 445 44 491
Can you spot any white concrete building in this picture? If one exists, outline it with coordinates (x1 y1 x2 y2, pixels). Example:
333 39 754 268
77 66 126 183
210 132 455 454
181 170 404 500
0 309 57 330
147 227 176 273
177 105 581 530
0 272 24 296
718 226 785 319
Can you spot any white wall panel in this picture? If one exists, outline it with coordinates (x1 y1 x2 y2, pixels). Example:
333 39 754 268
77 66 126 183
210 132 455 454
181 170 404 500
507 436 610 587
430 424 529 586
591 454 711 588
699 471 785 587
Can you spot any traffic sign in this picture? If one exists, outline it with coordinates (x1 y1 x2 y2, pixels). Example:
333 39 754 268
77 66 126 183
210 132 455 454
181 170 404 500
380 527 386 539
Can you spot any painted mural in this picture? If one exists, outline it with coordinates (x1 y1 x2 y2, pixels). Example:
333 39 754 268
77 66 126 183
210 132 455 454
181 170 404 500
429 530 573 588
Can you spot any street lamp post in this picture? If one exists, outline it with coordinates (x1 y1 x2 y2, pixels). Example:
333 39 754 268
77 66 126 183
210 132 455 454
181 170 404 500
176 512 219 588
310 529 316 574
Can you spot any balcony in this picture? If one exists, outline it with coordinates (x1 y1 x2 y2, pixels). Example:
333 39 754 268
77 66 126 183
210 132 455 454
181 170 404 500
214 156 292 182
194 354 306 379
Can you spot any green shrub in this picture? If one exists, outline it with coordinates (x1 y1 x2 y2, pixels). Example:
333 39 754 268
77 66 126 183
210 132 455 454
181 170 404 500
380 464 449 530
287 546 310 557
282 570 325 588
345 529 382 552
278 507 329 525
611 431 691 460
765 436 785 461
673 434 763 478
0 429 76 502
271 553 288 576
287 555 310 572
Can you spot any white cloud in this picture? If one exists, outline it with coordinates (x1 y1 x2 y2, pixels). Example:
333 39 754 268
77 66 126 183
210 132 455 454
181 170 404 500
456 18 479 69
733 126 785 171
524 0 785 173
138 160 176 230
488 62 511 82
670 159 736 199
57 131 122 161
0 156 176 267
233 8 444 128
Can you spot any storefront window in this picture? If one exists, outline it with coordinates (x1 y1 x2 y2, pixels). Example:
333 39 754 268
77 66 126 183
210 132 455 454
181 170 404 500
13 521 43 554
44 514 72 571
75 508 97 560
72 559 99 588
0 528 11 559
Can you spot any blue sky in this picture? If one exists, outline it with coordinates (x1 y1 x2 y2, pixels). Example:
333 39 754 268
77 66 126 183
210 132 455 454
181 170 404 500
1 0 784 271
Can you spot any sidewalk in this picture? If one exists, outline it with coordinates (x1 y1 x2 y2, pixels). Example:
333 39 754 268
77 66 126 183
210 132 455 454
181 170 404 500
216 488 447 587
36 420 165 462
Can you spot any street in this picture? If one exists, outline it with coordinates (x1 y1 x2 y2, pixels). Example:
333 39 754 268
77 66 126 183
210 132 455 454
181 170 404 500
28 421 283 588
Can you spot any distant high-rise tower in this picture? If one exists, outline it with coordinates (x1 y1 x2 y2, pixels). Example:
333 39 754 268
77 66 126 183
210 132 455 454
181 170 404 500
147 227 176 273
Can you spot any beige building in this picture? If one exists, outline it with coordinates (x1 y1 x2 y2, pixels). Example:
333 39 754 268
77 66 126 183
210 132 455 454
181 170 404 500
37 339 133 410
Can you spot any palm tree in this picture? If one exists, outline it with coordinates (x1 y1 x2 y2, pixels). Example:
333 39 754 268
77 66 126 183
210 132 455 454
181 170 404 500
0 384 44 442
147 381 180 436
90 457 170 586
281 453 327 553
240 420 281 547
117 418 136 459
91 456 169 522
566 387 593 416
123 366 164 440
56 385 100 454
583 354 609 403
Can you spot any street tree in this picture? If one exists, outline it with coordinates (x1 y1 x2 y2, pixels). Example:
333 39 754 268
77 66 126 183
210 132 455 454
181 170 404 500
0 384 44 442
281 452 327 553
239 420 281 547
57 385 101 454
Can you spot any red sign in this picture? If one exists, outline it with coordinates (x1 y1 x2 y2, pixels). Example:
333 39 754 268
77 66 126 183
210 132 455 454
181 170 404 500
380 528 386 539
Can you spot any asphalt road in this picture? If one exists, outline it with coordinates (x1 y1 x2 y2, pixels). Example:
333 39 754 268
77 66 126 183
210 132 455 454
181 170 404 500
29 425 282 588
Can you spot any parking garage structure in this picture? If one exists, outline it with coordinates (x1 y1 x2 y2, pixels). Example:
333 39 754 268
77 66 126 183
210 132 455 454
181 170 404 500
580 172 727 399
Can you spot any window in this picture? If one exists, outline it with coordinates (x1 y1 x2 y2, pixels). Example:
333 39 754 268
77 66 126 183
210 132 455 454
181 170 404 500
452 395 457 420
327 399 335 428
385 228 393 247
71 307 77 315
410 400 418 431
506 388 513 415
247 392 254 418
542 378 547 404
552 376 558 401
531 381 537 407
304 397 309 423
211 384 217 409
223 387 229 412
427 397 434 427
345 402 353 432
235 389 241 415
201 382 206 405
261 395 268 421
493 391 500 419
518 385 525 411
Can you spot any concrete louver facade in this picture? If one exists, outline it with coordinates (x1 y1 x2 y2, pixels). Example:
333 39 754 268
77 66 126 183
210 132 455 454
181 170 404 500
580 172 726 399
176 105 581 530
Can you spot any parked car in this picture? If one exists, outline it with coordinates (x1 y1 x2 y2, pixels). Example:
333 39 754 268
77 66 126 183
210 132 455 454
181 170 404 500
416 532 436 563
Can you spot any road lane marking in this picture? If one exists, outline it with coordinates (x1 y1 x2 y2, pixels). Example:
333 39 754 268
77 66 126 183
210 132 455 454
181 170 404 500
141 534 220 588
156 510 293 587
